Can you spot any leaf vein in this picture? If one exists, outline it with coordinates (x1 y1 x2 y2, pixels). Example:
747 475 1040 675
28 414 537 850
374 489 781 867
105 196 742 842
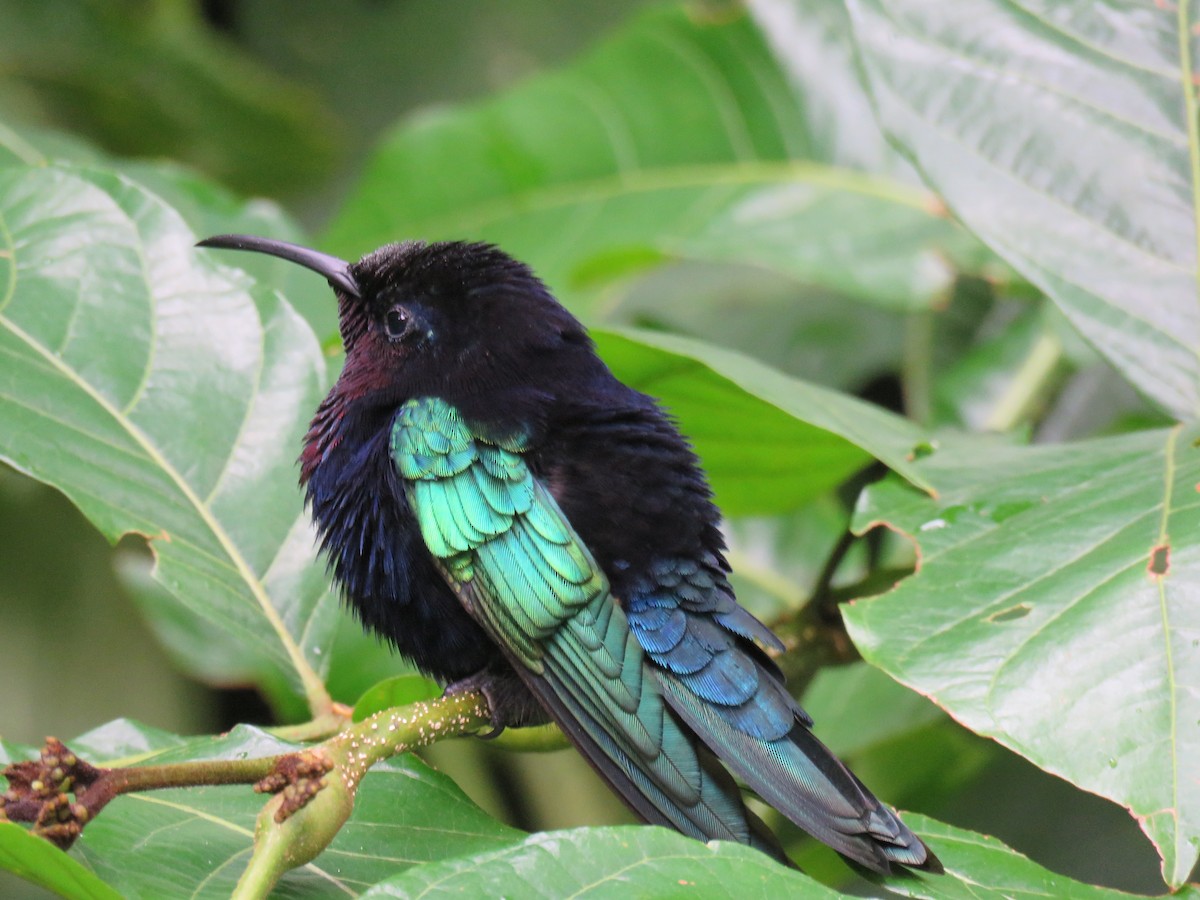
0 307 329 714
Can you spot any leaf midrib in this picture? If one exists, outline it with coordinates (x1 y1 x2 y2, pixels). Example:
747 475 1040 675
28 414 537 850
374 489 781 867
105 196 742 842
1155 425 1182 875
127 795 355 898
1178 0 1200 339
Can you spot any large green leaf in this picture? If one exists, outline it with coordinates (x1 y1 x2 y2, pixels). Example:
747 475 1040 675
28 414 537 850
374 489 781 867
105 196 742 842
1 721 523 898
594 328 934 513
616 264 909 393
0 823 120 900
362 826 840 898
0 121 337 341
845 0 1200 420
325 4 989 314
886 814 1200 900
747 0 915 179
843 428 1200 886
0 125 409 713
113 161 339 342
0 160 338 712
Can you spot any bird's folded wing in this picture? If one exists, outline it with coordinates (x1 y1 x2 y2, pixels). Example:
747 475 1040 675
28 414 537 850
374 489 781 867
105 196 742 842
628 560 934 871
390 396 765 847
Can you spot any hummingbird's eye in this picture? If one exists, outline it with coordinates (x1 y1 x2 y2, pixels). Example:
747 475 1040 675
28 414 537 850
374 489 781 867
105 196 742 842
383 307 411 341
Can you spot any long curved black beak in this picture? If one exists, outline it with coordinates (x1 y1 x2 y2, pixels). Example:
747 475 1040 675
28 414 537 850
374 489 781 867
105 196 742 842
197 234 361 298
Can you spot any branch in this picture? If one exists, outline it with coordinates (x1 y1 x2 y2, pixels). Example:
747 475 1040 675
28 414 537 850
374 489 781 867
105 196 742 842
234 691 491 898
983 329 1064 432
1 737 283 847
2 692 493 899
770 535 915 695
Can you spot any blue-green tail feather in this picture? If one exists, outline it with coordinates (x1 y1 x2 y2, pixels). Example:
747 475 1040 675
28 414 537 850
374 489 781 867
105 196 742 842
630 560 938 872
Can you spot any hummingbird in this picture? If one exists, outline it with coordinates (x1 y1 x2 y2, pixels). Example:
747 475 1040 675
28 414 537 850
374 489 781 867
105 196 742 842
197 233 938 873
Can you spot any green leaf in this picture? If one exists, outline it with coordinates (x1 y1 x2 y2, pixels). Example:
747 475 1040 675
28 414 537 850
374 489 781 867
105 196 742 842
362 825 841 898
843 428 1200 886
0 121 338 341
888 814 1200 900
845 0 1200 420
325 5 988 313
0 126 420 712
724 498 851 623
595 328 933 513
617 264 908 393
0 120 102 168
0 0 339 195
0 823 121 900
0 160 336 713
2 722 524 898
747 0 915 179
353 675 443 722
113 161 338 342
800 662 943 760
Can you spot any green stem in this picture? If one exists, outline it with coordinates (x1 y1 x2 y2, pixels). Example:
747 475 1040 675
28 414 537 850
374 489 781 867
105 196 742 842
267 709 351 743
902 309 934 426
92 697 487 806
983 330 1063 432
326 691 492 785
5 693 494 892
100 756 280 794
231 844 287 900
232 692 493 900
723 547 806 611
487 723 570 753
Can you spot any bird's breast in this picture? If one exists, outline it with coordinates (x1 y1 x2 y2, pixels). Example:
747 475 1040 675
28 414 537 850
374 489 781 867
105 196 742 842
303 418 503 682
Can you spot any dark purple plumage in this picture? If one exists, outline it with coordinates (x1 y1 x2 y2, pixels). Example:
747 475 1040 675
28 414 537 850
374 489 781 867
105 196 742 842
299 242 651 688
197 233 940 874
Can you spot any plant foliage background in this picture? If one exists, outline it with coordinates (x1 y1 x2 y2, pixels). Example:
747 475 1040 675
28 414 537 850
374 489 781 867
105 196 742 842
0 0 1197 897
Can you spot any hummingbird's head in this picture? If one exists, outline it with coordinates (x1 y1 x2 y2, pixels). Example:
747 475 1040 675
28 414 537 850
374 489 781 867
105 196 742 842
197 235 595 416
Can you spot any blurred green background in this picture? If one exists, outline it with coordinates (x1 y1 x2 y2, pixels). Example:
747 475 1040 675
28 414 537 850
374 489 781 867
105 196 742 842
0 1 1178 895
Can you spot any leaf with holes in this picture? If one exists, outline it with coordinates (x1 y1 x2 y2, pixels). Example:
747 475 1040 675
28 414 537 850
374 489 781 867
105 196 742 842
0 160 339 714
843 428 1200 887
324 4 994 314
0 721 523 897
845 0 1200 420
0 130 410 712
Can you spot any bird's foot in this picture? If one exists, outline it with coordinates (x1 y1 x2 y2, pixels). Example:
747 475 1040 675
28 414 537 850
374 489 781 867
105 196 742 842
444 670 547 739
444 673 507 739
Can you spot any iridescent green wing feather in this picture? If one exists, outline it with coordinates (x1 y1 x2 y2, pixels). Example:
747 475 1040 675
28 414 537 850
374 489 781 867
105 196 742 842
390 396 768 848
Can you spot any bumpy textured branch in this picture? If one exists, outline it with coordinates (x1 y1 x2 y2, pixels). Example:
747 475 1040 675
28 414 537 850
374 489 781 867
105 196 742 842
2 691 492 900
233 691 491 899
